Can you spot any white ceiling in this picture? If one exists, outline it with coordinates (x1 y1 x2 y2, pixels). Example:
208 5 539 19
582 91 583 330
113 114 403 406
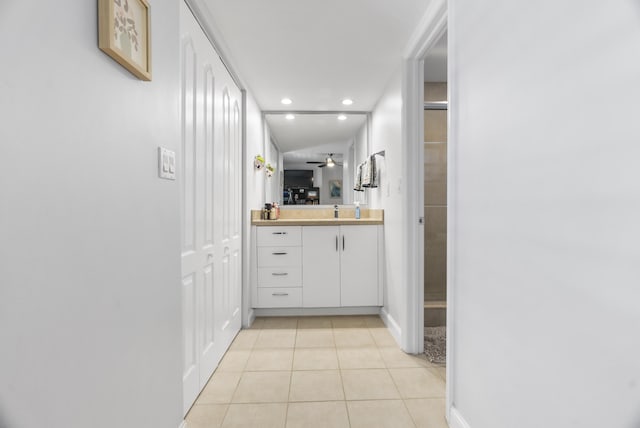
266 113 367 153
202 0 434 111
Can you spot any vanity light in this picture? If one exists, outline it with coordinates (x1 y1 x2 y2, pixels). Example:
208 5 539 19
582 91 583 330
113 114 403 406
341 98 353 106
337 114 347 121
281 98 292 105
285 114 295 120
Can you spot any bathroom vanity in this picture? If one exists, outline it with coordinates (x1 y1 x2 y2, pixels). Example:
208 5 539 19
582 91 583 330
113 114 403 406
250 208 384 312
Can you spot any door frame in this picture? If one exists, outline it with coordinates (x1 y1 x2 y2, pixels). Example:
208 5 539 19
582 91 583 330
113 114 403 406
400 0 452 421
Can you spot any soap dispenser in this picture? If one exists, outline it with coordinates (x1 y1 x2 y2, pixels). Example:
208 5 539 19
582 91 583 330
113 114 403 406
355 201 360 219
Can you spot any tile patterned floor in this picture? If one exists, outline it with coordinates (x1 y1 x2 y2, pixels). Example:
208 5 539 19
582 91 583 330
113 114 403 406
185 315 448 428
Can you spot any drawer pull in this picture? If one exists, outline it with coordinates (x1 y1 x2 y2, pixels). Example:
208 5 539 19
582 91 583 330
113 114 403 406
272 232 288 235
272 272 289 276
272 292 289 296
272 252 288 255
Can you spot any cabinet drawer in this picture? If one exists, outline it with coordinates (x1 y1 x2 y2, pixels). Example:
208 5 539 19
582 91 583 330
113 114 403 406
257 267 302 287
257 287 303 308
257 247 302 267
257 226 302 247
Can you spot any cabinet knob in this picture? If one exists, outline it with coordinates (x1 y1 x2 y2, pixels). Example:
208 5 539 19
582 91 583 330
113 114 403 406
272 232 288 235
272 272 288 276
272 292 289 296
272 252 288 255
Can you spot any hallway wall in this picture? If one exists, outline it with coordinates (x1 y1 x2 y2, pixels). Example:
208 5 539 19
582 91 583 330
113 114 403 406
368 69 406 342
0 1 182 427
450 1 640 427
244 92 266 316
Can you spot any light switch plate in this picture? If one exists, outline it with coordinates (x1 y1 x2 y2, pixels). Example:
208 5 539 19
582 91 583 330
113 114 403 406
158 147 176 180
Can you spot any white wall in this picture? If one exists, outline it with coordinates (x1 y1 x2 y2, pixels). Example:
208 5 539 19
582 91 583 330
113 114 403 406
450 1 640 427
243 92 265 319
264 137 281 204
368 69 405 340
352 124 369 206
320 165 343 205
0 1 182 428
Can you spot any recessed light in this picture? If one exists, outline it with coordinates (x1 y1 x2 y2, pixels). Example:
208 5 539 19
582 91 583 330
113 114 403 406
337 114 347 121
281 98 292 105
285 114 295 120
342 98 353 106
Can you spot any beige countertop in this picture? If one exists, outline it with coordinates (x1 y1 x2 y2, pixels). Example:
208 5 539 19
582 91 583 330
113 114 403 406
251 208 384 226
252 218 383 226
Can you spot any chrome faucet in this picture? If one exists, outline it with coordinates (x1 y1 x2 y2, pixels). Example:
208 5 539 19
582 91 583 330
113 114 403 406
334 205 339 218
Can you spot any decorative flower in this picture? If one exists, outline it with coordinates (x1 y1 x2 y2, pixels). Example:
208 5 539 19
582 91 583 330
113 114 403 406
265 163 274 177
254 155 265 170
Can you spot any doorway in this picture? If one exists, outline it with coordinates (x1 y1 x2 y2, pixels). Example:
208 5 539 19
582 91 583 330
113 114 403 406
423 47 448 366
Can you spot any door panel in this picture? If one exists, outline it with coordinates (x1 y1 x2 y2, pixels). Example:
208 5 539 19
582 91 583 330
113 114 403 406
302 226 341 307
340 226 379 306
180 1 242 415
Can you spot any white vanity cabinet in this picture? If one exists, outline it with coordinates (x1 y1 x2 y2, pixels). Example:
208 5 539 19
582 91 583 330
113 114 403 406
302 225 381 307
253 226 303 308
252 223 383 310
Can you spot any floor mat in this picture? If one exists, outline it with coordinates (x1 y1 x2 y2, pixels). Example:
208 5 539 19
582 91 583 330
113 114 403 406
424 326 446 364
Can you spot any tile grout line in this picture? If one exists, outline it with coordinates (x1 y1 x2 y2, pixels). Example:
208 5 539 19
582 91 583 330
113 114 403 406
385 363 419 428
283 319 299 427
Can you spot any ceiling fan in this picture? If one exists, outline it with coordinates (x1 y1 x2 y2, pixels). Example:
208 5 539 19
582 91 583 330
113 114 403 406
306 153 342 168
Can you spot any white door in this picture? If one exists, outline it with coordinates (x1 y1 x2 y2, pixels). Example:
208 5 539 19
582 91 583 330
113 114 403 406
180 1 242 415
340 226 378 306
302 226 341 307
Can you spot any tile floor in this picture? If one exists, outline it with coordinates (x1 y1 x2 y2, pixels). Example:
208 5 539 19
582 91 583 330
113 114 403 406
185 315 447 428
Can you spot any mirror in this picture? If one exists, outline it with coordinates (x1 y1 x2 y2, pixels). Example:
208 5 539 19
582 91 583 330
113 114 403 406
264 113 369 206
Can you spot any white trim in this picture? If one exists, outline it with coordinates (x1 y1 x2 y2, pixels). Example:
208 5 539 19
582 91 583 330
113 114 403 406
241 89 252 328
380 307 402 347
254 307 381 317
446 2 458 419
247 308 256 328
400 0 447 354
179 420 187 428
400 57 425 355
400 0 451 418
449 407 471 428
183 0 247 91
404 0 448 59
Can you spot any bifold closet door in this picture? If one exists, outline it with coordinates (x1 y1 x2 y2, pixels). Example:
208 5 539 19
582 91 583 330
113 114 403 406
179 1 242 415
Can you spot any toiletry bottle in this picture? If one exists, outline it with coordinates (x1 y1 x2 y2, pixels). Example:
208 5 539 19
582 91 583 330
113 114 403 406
355 202 360 219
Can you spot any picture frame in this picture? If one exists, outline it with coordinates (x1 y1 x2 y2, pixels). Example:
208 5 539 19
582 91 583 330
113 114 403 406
329 180 342 198
98 0 152 81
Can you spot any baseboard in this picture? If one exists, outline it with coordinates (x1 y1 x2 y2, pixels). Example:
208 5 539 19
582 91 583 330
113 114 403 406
379 307 401 346
253 306 381 317
449 406 471 428
247 308 256 327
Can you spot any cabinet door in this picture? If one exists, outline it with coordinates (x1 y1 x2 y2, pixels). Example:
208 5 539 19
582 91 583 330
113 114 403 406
302 226 341 307
340 226 379 306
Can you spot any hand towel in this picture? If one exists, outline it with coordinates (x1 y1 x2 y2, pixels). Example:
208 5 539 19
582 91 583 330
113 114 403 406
362 155 378 188
353 161 365 191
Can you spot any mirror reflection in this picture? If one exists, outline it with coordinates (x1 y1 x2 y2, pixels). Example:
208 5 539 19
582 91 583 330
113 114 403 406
264 113 369 206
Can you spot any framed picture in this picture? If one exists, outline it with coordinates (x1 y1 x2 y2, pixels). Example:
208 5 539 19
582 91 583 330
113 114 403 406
329 180 342 198
98 0 151 81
